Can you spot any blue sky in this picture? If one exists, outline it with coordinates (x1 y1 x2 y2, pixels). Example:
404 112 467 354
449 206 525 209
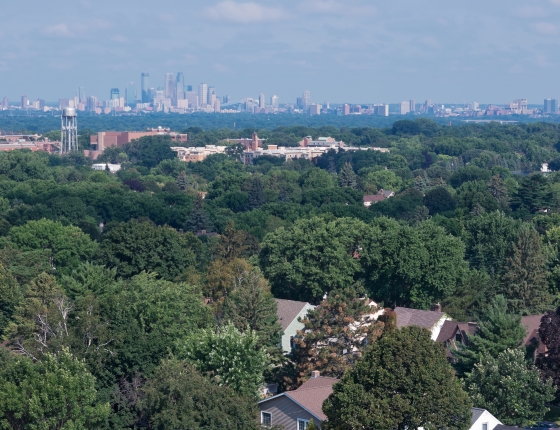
1 0 560 104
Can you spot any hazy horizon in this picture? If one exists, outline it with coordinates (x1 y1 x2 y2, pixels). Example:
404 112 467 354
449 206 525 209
2 0 560 104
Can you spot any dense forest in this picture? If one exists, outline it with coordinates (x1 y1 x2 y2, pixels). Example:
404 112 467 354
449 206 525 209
1 119 560 428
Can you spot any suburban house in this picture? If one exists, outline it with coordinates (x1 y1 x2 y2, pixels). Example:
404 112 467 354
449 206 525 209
362 189 395 207
393 306 451 341
259 371 337 429
276 299 315 353
469 408 503 430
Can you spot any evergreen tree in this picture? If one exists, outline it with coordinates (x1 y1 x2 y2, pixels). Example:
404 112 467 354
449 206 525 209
465 349 555 427
512 173 553 213
185 194 213 233
500 224 552 314
327 157 337 175
223 267 283 350
453 295 525 376
176 171 189 191
338 162 357 189
487 175 509 208
323 326 472 430
248 176 266 209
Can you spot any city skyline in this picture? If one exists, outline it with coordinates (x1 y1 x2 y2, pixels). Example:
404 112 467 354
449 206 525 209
2 1 560 103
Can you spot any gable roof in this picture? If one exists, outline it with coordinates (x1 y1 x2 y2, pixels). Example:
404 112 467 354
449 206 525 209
275 299 312 331
436 321 478 343
363 194 385 203
259 376 339 422
471 407 485 425
394 307 445 330
521 314 543 346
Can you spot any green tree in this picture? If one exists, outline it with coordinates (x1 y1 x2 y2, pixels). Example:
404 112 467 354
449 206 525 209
178 323 269 398
248 176 266 209
512 173 553 213
292 288 384 384
215 221 258 261
0 349 110 429
500 224 552 314
0 263 21 335
123 135 176 168
223 267 283 350
453 295 525 376
175 170 189 190
424 186 456 214
95 220 199 280
465 349 555 427
142 359 259 430
8 219 97 275
259 217 369 303
185 194 213 233
323 326 472 430
338 162 357 189
487 175 509 208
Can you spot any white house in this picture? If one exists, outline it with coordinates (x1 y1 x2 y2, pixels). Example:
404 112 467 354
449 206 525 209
469 408 503 430
275 299 315 353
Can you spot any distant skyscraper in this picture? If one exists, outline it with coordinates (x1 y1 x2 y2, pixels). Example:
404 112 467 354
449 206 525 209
198 83 208 105
110 88 120 100
409 99 416 112
544 98 557 114
1 97 8 109
21 95 28 109
400 101 410 115
176 73 185 100
141 73 150 103
207 86 217 107
126 82 136 106
186 85 193 92
165 73 175 100
86 96 97 112
223 95 230 104
302 90 311 107
259 93 265 108
271 95 279 109
78 87 86 103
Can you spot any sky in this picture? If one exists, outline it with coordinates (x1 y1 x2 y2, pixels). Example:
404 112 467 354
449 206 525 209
1 0 560 104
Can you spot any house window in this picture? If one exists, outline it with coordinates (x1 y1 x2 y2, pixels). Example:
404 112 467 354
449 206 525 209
455 332 462 343
261 412 272 427
298 418 310 430
482 424 488 430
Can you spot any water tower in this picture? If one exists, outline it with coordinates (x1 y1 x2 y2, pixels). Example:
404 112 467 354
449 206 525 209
60 107 78 154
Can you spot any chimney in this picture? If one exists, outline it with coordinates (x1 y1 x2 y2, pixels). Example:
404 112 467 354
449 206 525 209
431 303 442 313
311 370 320 378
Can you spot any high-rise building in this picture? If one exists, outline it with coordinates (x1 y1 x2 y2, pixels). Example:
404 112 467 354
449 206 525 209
223 95 230 104
126 82 136 106
271 95 279 109
186 85 193 92
259 93 265 108
302 90 311 107
198 83 208 106
21 95 28 109
36 99 46 109
375 104 389 116
86 96 98 112
110 88 120 100
165 73 175 100
544 98 557 114
207 86 217 107
78 87 85 103
1 97 7 109
141 73 150 103
176 73 185 100
409 99 416 112
400 101 410 115
185 91 198 109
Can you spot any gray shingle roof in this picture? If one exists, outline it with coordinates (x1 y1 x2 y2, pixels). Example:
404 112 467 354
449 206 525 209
394 307 445 330
275 299 310 331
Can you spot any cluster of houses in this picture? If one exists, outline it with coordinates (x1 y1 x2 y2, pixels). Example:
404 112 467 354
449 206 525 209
261 298 546 429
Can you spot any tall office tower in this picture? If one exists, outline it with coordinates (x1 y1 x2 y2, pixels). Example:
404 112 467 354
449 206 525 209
2 97 8 109
259 93 265 108
409 99 416 112
78 87 86 102
214 99 221 113
37 99 46 109
223 95 230 104
544 98 557 114
271 95 279 109
126 82 136 106
176 73 185 100
207 86 217 107
186 85 193 92
198 83 208 105
185 91 198 109
110 88 120 100
86 96 98 112
400 101 410 115
302 90 311 107
141 73 150 103
165 73 175 99
60 107 78 154
20 95 28 109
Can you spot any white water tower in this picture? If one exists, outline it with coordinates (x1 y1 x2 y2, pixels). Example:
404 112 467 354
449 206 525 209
60 107 78 154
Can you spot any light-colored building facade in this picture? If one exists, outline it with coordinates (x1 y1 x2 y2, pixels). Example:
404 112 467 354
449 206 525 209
172 145 227 162
276 299 315 353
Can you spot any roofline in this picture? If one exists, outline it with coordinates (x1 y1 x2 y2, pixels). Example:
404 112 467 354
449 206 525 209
258 392 324 422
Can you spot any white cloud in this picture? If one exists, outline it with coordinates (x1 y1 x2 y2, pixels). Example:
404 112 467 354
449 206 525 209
203 1 289 23
299 0 377 17
531 22 558 35
44 23 74 38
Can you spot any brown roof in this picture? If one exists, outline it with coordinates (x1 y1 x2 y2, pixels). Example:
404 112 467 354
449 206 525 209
394 307 445 330
286 377 339 421
521 314 543 346
275 299 311 331
363 194 385 203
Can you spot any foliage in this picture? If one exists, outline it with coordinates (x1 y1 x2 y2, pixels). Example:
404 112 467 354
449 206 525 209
178 322 269 398
465 349 555 427
536 308 560 394
185 194 213 233
0 349 110 430
323 326 472 430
